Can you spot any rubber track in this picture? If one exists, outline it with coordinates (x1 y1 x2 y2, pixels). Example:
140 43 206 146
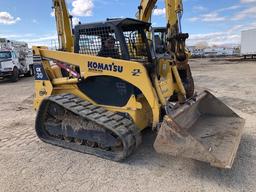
35 93 142 161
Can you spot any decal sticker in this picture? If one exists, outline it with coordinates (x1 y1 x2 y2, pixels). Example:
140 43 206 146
34 64 49 80
131 69 142 76
88 61 123 73
39 88 47 96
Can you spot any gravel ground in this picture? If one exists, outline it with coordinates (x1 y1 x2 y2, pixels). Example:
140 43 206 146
0 58 255 192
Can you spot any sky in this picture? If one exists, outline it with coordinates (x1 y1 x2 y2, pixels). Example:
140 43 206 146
0 0 256 47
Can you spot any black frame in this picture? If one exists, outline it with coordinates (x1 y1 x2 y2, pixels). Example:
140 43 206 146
74 18 153 62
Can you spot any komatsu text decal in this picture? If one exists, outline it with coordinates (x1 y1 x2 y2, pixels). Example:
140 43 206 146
88 61 123 73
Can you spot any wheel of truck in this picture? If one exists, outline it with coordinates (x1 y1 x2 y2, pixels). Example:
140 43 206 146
10 67 19 82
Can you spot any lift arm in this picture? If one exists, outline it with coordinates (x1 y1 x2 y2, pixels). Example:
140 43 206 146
52 0 74 52
137 0 188 62
165 0 183 36
137 0 183 34
137 0 157 22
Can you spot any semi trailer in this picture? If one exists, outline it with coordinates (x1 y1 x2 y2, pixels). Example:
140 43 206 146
241 29 256 59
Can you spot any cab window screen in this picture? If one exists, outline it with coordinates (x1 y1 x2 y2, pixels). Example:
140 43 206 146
123 29 149 64
78 27 121 59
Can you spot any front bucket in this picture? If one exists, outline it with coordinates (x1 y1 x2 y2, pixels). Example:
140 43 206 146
154 91 245 168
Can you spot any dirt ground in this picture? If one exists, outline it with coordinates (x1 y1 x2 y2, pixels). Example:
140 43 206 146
0 58 255 192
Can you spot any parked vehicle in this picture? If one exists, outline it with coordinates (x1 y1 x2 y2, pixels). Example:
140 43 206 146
241 29 256 59
0 38 33 82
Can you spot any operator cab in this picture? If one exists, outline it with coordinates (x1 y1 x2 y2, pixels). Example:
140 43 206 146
74 18 153 65
74 18 153 107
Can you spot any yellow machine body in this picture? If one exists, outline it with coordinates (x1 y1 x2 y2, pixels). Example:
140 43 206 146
33 44 245 168
32 0 245 169
33 47 187 130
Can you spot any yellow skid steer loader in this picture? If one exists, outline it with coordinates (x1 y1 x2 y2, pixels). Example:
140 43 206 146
32 0 244 169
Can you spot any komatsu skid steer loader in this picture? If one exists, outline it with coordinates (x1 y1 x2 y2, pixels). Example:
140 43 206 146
33 18 244 168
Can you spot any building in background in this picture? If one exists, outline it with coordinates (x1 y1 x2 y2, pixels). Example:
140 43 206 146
188 45 240 58
187 46 204 58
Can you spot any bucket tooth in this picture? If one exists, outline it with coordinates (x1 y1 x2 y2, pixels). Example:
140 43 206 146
154 91 245 169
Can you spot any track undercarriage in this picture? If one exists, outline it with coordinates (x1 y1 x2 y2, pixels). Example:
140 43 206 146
36 94 141 161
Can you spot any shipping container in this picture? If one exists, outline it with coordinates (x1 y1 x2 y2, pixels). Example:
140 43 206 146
241 29 256 58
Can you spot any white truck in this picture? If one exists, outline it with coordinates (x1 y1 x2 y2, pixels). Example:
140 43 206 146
241 29 256 59
0 38 33 82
